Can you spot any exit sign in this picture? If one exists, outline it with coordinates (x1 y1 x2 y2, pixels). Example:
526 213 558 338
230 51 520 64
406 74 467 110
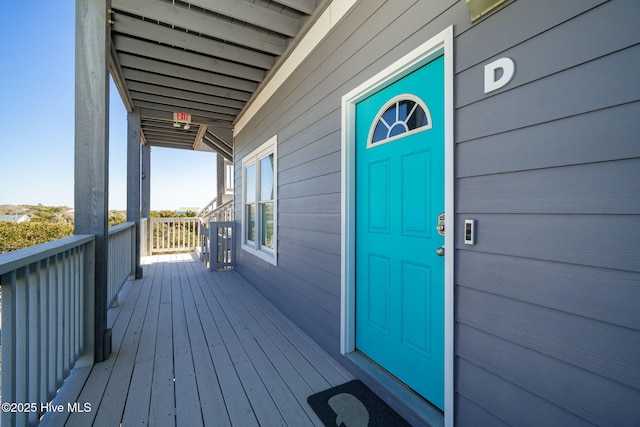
173 111 191 123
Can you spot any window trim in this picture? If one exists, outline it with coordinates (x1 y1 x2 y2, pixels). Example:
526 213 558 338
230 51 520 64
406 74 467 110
241 135 278 265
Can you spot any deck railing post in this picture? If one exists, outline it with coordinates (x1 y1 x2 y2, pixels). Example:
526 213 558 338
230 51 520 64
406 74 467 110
209 222 215 271
81 238 96 367
1 271 16 427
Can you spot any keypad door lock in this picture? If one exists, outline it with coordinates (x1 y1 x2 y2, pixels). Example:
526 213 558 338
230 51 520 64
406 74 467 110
436 213 445 236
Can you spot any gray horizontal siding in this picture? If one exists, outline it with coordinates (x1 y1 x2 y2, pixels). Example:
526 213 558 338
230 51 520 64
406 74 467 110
457 250 640 332
456 101 640 178
279 172 340 200
457 322 640 426
457 42 640 142
455 394 510 427
232 0 640 425
454 0 640 424
456 0 638 106
456 355 593 427
454 0 607 72
458 158 640 214
454 214 640 272
458 286 640 391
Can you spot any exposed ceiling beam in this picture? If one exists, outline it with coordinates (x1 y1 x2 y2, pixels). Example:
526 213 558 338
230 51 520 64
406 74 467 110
112 13 274 70
187 0 299 37
143 134 196 145
127 81 245 110
123 69 251 103
113 35 265 83
118 53 258 93
136 100 236 122
139 109 234 129
206 129 233 153
193 125 208 151
202 135 233 159
142 128 196 140
131 91 240 118
142 123 197 134
109 42 134 112
272 0 317 15
145 140 195 150
111 0 286 55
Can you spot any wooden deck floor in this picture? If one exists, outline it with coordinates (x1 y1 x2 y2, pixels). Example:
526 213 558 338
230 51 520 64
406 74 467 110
41 253 353 426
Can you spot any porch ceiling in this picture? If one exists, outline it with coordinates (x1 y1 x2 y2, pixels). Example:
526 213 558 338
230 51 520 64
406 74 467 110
109 0 323 160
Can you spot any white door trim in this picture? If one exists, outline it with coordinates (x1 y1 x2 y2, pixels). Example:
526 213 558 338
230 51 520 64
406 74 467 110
340 25 454 427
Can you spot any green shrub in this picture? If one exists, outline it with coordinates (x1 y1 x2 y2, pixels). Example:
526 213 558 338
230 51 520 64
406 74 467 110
0 222 74 254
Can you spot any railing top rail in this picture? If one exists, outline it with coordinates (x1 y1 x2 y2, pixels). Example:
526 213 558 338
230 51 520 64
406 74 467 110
108 221 136 236
0 234 95 276
215 199 233 210
150 217 200 222
201 199 233 220
197 197 218 217
209 221 235 227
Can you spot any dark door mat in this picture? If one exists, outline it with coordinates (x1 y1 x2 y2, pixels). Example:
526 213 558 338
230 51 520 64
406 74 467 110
307 380 411 427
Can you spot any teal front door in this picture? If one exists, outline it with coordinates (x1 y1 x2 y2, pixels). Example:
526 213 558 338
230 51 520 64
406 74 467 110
355 55 445 410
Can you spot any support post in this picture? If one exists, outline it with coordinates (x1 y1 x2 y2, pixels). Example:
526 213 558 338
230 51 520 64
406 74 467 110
127 108 143 278
216 153 225 209
75 0 112 363
142 144 151 255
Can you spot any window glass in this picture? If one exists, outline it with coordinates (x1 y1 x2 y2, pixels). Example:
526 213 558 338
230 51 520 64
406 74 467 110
381 105 396 125
373 121 387 143
260 202 274 249
246 204 256 243
260 154 274 201
369 96 431 146
246 163 256 203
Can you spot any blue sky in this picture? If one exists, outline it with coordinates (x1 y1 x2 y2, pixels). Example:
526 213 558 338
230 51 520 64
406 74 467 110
0 1 218 211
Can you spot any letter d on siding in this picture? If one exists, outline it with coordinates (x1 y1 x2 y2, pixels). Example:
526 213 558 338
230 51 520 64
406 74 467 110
484 57 515 93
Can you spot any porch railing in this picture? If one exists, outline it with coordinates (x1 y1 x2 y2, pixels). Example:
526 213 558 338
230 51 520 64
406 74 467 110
0 235 96 427
140 217 149 257
200 222 236 270
198 198 234 223
151 217 200 254
107 222 136 306
209 199 233 222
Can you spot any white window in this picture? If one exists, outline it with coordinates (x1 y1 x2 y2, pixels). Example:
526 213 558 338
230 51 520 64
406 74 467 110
241 135 277 265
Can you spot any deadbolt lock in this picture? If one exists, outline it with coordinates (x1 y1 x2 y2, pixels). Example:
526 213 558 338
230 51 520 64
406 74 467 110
436 212 445 236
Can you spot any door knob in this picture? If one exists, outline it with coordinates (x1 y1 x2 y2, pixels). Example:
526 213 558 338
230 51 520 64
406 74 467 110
436 246 445 256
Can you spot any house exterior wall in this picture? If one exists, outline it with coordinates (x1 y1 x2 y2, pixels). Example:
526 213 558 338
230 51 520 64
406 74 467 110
233 0 640 425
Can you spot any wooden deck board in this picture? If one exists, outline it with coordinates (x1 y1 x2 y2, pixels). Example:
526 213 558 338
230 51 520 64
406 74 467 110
41 253 354 426
121 259 162 426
